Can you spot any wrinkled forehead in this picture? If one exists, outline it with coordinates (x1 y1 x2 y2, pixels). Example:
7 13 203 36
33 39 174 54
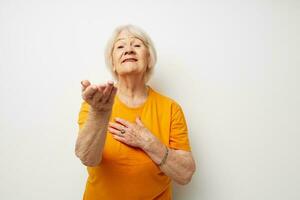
115 36 140 43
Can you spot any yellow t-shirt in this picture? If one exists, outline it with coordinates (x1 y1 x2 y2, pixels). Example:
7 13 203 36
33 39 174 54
77 86 191 200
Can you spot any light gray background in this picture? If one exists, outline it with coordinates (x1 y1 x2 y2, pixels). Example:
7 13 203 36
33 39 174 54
0 0 299 199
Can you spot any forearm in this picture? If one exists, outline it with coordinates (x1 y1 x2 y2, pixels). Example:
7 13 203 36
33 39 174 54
75 109 111 166
142 138 195 185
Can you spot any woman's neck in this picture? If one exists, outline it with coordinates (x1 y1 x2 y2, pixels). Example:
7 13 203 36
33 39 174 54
116 75 149 107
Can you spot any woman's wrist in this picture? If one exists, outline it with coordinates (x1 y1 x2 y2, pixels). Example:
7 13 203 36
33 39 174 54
141 137 169 166
89 108 111 119
158 146 169 167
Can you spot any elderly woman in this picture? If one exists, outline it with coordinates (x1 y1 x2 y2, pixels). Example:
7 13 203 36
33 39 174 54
75 24 196 200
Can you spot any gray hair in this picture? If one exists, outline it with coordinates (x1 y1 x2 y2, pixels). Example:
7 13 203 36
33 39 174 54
104 24 157 83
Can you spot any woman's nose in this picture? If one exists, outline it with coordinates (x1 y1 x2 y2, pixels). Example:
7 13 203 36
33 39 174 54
124 46 135 55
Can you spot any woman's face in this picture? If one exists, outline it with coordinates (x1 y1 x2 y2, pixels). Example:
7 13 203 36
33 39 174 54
112 30 149 79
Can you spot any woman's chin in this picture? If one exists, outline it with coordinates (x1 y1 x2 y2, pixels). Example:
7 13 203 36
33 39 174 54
117 65 145 76
121 62 138 68
118 69 144 77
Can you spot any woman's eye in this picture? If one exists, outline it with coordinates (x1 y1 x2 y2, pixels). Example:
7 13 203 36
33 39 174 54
117 46 124 49
134 44 141 47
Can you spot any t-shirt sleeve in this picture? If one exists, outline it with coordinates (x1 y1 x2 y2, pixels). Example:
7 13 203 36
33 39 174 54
77 101 90 131
169 102 192 151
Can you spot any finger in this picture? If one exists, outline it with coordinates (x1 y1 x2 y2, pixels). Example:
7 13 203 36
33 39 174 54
108 87 118 103
109 121 127 131
102 81 114 102
114 117 131 128
82 84 97 100
81 80 91 92
107 80 114 85
103 86 113 103
108 127 125 137
92 89 103 103
112 134 126 143
135 116 144 127
95 83 106 102
91 83 105 101
97 84 106 93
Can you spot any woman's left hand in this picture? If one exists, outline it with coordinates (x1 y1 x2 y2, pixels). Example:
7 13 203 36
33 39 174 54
108 117 155 149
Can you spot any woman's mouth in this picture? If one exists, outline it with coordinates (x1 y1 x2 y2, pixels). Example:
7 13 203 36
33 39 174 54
122 58 138 63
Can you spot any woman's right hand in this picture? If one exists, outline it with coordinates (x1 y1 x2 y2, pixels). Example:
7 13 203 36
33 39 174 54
81 80 117 113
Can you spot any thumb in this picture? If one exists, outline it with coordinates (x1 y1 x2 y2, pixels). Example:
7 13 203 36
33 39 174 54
81 80 91 87
135 116 144 127
81 80 91 92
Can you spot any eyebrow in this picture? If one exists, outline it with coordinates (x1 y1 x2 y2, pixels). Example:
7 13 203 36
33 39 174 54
115 37 141 43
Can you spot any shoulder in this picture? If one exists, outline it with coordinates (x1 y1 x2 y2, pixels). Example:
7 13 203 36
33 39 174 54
149 86 183 112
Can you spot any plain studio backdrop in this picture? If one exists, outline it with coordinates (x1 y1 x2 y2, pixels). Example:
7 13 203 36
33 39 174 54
0 0 299 199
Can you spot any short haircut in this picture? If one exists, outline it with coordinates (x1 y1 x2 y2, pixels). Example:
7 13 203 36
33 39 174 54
104 24 157 83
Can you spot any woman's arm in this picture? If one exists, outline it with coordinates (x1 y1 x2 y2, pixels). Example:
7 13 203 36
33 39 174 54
108 117 196 185
75 80 117 167
142 137 196 185
75 109 111 167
